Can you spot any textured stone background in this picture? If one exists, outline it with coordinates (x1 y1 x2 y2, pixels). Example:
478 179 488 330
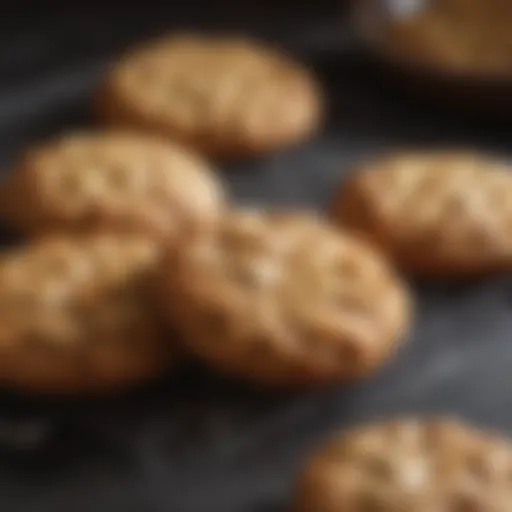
1 3 512 511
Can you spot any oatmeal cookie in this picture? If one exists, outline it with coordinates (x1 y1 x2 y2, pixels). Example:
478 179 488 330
332 150 512 276
0 233 171 393
382 0 512 75
96 34 323 159
0 131 224 239
293 417 512 511
157 210 410 387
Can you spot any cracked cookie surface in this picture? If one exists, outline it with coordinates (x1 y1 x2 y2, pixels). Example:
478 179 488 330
293 418 512 512
0 233 172 393
157 210 410 387
0 131 224 239
96 34 323 159
332 151 512 276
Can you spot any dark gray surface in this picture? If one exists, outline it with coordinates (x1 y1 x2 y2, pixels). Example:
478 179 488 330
1 4 512 512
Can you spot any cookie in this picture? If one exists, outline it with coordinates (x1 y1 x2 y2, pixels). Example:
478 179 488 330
0 233 171 393
381 0 512 75
332 151 512 277
0 131 224 239
96 34 323 159
292 418 512 511
157 210 410 388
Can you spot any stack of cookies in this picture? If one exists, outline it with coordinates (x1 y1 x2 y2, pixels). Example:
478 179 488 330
1 30 511 510
0 32 413 394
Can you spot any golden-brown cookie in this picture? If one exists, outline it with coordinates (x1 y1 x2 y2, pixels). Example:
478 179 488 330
292 417 512 511
157 210 410 388
96 34 323 159
0 233 171 393
381 0 512 76
0 131 225 239
332 150 512 277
